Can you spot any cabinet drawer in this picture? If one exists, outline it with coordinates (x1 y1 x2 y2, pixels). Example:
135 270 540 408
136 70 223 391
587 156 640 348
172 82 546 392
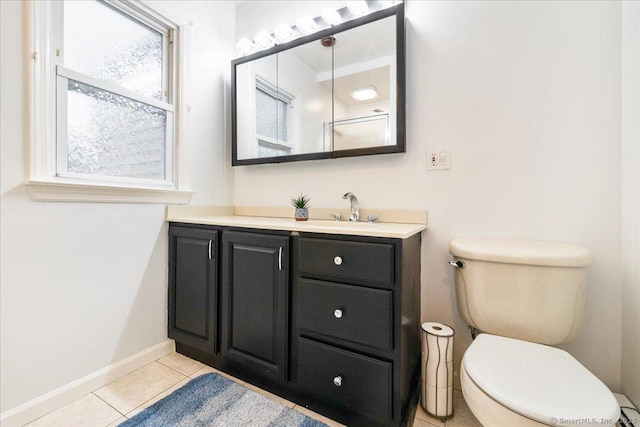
298 279 392 350
298 238 394 286
297 338 392 423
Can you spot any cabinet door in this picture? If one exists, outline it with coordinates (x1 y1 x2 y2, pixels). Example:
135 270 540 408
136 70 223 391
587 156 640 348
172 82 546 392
222 231 289 382
168 226 218 354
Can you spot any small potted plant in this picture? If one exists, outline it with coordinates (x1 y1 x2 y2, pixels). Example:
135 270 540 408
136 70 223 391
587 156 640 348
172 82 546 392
291 193 311 221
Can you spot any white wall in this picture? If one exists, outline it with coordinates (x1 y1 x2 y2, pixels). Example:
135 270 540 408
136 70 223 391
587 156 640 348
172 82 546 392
234 0 624 390
621 0 640 408
0 0 234 413
278 51 333 154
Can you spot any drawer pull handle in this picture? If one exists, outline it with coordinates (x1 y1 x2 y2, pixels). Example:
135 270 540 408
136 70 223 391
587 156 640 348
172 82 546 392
333 376 343 387
334 256 343 266
334 309 343 319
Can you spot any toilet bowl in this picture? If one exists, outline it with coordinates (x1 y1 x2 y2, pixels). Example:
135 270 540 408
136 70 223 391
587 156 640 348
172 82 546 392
460 334 619 427
449 238 620 426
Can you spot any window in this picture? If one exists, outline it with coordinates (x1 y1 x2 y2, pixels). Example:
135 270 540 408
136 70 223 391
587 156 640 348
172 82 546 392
28 0 192 203
254 76 294 158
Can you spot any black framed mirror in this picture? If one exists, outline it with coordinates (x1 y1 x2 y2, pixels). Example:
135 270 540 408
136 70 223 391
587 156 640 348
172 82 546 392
231 3 405 166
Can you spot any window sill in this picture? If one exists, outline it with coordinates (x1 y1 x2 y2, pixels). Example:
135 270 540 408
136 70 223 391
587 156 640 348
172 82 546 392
27 180 194 204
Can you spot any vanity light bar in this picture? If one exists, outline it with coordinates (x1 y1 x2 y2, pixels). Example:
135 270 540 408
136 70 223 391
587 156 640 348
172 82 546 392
236 0 403 55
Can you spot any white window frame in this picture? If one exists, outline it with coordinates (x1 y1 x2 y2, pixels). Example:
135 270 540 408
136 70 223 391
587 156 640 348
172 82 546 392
27 0 193 203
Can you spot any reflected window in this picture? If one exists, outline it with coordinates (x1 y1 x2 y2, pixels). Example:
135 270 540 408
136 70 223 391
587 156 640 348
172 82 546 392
255 77 294 157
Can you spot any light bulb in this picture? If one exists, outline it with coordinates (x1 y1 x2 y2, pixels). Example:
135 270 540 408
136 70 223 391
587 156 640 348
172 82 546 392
347 1 368 17
296 16 317 34
321 8 341 26
236 37 256 54
274 23 294 42
254 31 275 49
379 0 401 8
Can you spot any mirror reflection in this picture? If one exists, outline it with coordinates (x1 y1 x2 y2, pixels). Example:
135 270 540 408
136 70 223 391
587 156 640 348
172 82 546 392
236 55 279 160
235 38 332 160
331 15 395 151
232 5 404 165
278 40 332 156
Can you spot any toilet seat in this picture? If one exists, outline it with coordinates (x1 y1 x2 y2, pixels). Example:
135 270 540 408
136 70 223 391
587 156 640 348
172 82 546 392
461 363 547 427
462 334 619 427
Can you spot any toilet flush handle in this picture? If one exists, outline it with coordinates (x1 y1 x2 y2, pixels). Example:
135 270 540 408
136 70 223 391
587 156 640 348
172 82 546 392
448 260 465 268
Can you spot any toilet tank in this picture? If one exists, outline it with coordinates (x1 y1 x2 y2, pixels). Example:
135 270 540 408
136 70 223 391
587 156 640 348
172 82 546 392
449 238 592 345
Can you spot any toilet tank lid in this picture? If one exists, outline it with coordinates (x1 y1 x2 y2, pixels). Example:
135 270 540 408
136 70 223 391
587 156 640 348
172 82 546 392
463 334 620 426
449 238 592 267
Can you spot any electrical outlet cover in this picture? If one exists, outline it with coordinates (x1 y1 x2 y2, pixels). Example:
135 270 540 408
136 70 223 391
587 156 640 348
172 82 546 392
427 147 451 171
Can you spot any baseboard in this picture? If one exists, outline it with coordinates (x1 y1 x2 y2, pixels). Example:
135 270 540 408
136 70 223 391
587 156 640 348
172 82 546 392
0 339 175 427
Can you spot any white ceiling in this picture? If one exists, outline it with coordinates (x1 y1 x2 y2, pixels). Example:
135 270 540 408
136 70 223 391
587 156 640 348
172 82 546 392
320 65 390 107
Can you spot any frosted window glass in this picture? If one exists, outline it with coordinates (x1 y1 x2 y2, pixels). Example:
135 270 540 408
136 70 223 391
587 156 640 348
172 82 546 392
255 88 287 141
256 89 277 139
64 1 163 100
277 101 288 141
67 80 166 180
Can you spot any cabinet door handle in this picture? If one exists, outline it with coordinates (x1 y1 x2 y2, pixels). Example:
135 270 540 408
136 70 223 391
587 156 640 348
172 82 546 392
278 247 282 271
334 309 343 319
208 240 212 260
333 376 343 387
334 256 343 266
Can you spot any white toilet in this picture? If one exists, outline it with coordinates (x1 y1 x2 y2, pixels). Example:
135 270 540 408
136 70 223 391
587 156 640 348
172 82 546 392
449 237 620 427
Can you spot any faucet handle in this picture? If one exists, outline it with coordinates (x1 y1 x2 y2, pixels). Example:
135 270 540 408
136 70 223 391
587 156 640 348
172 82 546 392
367 214 379 223
330 213 342 221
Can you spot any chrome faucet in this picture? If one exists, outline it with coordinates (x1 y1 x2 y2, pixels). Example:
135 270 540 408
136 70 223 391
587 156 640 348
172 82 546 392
342 192 359 222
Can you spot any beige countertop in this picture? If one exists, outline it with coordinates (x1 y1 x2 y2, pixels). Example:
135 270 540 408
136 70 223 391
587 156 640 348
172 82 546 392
166 213 427 239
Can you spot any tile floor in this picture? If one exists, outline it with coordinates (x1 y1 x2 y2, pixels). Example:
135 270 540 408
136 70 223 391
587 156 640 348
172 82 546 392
25 352 481 427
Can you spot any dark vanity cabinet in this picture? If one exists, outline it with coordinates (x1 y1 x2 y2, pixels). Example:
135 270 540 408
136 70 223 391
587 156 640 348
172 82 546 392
168 226 218 354
221 231 289 382
168 222 421 427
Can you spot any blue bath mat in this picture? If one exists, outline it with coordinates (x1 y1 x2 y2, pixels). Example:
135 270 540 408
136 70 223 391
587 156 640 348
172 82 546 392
119 373 328 427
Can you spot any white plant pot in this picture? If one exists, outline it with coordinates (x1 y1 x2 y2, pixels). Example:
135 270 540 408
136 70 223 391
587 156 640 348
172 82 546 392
295 208 309 221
